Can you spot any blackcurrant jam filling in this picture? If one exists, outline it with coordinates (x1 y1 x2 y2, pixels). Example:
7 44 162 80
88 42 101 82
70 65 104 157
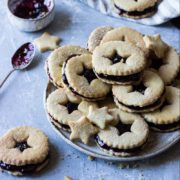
131 83 147 95
96 71 141 83
65 102 78 114
146 120 180 131
95 123 143 154
150 57 165 70
114 3 157 17
115 94 164 111
12 43 34 68
11 0 50 19
48 113 70 130
104 51 128 64
0 156 49 174
15 142 30 152
79 67 97 83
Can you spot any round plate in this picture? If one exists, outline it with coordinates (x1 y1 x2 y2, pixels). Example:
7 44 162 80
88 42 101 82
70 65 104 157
44 82 180 161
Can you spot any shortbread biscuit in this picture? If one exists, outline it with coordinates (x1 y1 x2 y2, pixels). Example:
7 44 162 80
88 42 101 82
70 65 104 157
101 27 148 56
62 54 111 101
142 86 180 132
93 41 146 85
95 110 149 156
88 26 113 52
113 0 158 19
0 126 49 175
112 70 165 112
46 45 89 88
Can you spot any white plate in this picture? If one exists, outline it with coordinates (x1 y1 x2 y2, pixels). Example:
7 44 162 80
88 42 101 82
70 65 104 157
44 82 180 161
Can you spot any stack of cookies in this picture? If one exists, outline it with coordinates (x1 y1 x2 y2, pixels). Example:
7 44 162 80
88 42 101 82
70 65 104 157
46 26 180 157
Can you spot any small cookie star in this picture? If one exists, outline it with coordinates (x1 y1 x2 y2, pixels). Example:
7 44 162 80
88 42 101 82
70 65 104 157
68 116 99 144
143 34 169 58
87 106 114 129
33 32 60 52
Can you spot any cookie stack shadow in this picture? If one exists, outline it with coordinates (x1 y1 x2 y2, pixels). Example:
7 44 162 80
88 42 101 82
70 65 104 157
45 26 180 157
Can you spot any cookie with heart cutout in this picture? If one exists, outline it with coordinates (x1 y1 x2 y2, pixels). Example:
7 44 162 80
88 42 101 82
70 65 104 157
0 126 49 176
112 70 165 113
87 26 113 52
46 45 89 88
46 87 98 131
142 86 180 132
144 34 180 85
113 0 158 19
101 27 149 56
92 41 146 85
95 110 149 156
62 53 111 101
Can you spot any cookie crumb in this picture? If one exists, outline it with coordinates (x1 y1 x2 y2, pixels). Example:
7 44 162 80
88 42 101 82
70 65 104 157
64 176 72 180
87 156 95 161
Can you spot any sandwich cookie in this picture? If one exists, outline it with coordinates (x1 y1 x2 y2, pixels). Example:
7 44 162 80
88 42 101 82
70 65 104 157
142 86 180 132
46 45 89 88
62 54 111 101
112 70 165 112
113 0 158 19
46 88 98 131
144 34 180 85
92 41 146 85
0 126 49 176
101 27 148 56
95 110 149 156
87 26 113 52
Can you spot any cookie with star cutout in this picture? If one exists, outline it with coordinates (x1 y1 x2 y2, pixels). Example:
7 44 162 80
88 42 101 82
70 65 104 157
0 126 49 176
95 110 149 156
62 53 111 101
92 41 146 85
112 70 165 113
142 86 180 132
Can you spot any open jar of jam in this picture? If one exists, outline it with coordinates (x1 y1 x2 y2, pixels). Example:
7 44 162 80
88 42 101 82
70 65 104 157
7 0 55 32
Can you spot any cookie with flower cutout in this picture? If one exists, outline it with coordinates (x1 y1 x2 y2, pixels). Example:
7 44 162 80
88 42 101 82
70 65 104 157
142 86 180 132
87 26 113 52
92 41 146 85
46 87 98 131
144 34 180 85
0 126 49 176
95 110 149 156
112 70 165 113
46 45 89 88
68 116 99 144
62 53 111 101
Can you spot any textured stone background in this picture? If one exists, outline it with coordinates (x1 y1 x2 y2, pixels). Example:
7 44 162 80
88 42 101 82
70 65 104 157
0 0 179 179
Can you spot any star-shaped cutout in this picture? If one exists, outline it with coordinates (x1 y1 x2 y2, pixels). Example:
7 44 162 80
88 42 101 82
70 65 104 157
33 32 60 52
68 116 99 144
143 34 169 58
87 106 114 129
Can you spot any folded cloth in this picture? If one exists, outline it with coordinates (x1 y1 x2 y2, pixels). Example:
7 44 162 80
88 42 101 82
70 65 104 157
77 0 180 25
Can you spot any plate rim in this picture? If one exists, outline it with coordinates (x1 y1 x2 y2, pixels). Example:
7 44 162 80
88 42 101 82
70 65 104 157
44 81 180 162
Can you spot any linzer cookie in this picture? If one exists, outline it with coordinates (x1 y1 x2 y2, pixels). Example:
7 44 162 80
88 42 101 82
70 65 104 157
87 26 113 52
46 45 89 88
113 0 158 19
112 70 165 112
144 34 180 85
46 88 83 131
62 54 111 101
0 126 49 176
101 27 148 56
95 110 149 156
92 41 146 85
142 86 180 132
